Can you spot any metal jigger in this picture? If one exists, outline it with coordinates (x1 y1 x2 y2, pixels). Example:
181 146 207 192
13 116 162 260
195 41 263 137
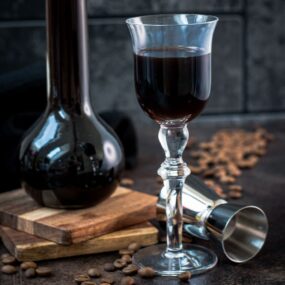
157 175 268 263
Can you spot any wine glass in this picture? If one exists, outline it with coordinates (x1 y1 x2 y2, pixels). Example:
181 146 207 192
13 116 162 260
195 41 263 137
126 14 218 276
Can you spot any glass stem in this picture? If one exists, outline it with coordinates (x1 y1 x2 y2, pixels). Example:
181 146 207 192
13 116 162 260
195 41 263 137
158 124 190 258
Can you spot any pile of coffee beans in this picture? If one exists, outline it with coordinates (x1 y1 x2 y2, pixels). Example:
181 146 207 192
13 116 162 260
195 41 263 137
1 253 52 278
156 127 273 200
189 128 273 199
72 242 192 284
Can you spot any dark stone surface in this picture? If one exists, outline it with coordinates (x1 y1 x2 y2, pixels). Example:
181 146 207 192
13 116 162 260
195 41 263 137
88 0 243 16
0 0 45 20
0 0 243 20
247 0 285 111
209 16 243 113
0 26 45 74
1 120 285 284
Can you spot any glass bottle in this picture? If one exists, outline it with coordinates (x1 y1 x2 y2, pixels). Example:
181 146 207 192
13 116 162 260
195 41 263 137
19 0 124 208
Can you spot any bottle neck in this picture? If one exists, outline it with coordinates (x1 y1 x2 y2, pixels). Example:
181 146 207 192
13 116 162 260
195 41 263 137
46 0 90 114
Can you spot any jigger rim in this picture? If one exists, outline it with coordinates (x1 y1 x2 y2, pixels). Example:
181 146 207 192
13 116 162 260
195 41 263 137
221 205 268 263
126 14 219 27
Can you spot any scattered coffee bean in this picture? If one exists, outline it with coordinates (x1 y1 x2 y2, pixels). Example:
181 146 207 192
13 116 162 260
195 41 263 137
128 242 141 252
100 276 114 284
103 262 116 272
1 265 17 274
74 274 91 284
2 256 16 265
254 148 266 156
25 268 36 278
82 282 97 285
122 264 138 275
203 168 215 178
228 191 242 199
1 253 11 260
36 266 52 277
121 255 132 264
88 267 101 278
138 267 156 278
228 185 242 192
120 178 134 186
121 276 136 285
220 175 236 184
119 249 134 256
20 261 37 270
113 258 127 269
227 163 242 177
178 271 192 281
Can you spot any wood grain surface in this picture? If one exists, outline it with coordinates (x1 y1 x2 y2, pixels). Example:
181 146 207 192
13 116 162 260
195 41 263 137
0 187 157 245
0 222 158 261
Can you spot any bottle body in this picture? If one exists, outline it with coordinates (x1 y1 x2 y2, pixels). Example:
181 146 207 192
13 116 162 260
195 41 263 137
20 107 124 208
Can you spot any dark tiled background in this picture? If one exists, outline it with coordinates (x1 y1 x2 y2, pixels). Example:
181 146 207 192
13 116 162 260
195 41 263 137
0 0 284 125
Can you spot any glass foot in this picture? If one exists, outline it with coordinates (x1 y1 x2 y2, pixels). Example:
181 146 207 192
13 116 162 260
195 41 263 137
133 244 218 276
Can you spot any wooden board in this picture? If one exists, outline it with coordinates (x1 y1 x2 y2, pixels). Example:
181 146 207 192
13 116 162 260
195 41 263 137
0 187 157 245
0 222 158 261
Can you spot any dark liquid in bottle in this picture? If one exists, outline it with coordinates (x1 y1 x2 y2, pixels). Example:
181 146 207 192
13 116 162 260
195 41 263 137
134 47 211 123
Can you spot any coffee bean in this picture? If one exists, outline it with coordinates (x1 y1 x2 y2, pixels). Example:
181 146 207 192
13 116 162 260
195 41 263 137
100 276 114 284
103 262 116 272
1 265 17 274
36 266 52 277
25 268 36 278
227 163 242 177
128 242 141 252
220 175 236 184
178 271 192 281
88 267 101 278
2 255 16 265
82 282 97 285
254 148 266 156
228 185 242 192
215 169 227 179
122 264 138 275
120 178 134 186
138 267 156 278
121 276 136 285
74 274 91 284
203 169 215 178
228 191 242 199
119 249 134 256
113 258 127 269
1 253 11 260
121 255 132 264
190 165 204 174
20 261 37 270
